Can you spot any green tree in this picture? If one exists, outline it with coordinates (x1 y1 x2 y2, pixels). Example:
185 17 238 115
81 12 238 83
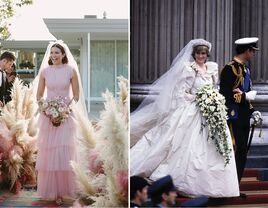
0 0 33 39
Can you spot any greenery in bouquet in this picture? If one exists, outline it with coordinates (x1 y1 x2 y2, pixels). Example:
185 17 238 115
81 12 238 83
195 84 232 166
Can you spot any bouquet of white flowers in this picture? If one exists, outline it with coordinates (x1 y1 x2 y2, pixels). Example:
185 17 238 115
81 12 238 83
195 84 232 166
38 96 72 127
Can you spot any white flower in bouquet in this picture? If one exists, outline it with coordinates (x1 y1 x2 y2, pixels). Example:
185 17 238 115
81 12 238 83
196 84 232 166
58 107 64 113
52 112 59 118
45 109 52 116
50 107 57 113
42 102 48 109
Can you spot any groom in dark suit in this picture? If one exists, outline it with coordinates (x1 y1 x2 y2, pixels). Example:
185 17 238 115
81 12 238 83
220 37 261 197
0 51 16 106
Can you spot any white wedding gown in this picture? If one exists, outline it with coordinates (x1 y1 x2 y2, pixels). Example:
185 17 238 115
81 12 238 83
130 62 240 197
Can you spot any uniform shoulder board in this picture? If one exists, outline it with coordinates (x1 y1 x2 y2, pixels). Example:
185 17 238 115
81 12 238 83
227 61 235 66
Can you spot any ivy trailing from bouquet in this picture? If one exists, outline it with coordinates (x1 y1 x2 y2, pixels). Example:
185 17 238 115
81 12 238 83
195 84 232 166
71 76 128 207
0 78 37 193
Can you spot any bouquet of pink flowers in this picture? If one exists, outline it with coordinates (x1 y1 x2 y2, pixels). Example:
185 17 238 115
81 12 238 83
38 96 72 127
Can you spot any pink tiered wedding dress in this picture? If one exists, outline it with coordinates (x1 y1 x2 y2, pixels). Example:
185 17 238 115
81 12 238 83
36 64 77 199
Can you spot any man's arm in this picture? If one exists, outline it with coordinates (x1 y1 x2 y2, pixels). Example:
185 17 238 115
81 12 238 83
220 65 247 106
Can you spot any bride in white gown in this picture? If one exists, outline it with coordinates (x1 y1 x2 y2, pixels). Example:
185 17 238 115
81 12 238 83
130 39 240 197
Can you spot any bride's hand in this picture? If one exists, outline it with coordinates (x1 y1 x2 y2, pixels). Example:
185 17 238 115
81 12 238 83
51 117 61 123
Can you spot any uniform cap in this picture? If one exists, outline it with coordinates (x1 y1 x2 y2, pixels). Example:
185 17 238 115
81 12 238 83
235 37 259 50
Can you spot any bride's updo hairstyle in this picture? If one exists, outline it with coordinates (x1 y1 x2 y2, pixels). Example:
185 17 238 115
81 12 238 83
48 43 69 65
191 45 210 59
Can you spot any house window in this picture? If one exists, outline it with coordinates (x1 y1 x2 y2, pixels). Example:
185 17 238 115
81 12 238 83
90 40 128 99
116 40 128 89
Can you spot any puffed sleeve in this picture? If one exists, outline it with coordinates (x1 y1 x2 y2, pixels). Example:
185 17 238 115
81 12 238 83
206 62 219 86
171 63 197 109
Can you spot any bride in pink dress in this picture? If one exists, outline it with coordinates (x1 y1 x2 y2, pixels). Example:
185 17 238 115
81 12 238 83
35 41 87 205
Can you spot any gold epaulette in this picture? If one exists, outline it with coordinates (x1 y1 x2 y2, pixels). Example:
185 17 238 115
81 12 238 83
227 61 235 66
227 62 244 89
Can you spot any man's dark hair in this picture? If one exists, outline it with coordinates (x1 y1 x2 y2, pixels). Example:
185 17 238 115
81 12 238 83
0 51 16 61
150 190 170 204
236 45 255 55
130 176 149 200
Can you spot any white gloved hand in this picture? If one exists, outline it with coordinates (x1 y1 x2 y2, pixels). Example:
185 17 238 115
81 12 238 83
245 90 257 101
252 111 262 124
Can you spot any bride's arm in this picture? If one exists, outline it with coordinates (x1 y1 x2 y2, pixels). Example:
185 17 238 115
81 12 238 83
71 69 79 102
172 64 196 106
37 73 45 101
182 65 197 102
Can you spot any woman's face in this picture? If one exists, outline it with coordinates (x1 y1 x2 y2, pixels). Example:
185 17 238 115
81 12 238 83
194 49 208 65
50 46 65 65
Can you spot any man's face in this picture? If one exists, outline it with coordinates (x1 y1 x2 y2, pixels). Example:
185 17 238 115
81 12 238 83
245 49 256 61
163 191 177 206
137 186 148 204
2 59 14 71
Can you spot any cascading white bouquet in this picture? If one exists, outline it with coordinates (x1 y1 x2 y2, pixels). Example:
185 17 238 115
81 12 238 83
195 84 232 166
37 96 72 127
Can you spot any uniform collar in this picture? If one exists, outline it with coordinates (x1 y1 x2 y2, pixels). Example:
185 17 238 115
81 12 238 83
233 57 246 66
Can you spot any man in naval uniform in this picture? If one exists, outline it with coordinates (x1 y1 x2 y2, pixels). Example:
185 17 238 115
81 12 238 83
220 37 261 197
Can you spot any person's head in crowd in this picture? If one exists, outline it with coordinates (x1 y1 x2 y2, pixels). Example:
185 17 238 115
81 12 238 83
130 176 149 207
0 51 16 71
5 63 16 75
149 175 177 207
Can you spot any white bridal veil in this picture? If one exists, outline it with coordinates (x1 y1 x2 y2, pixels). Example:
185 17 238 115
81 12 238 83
32 40 88 118
130 39 212 146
